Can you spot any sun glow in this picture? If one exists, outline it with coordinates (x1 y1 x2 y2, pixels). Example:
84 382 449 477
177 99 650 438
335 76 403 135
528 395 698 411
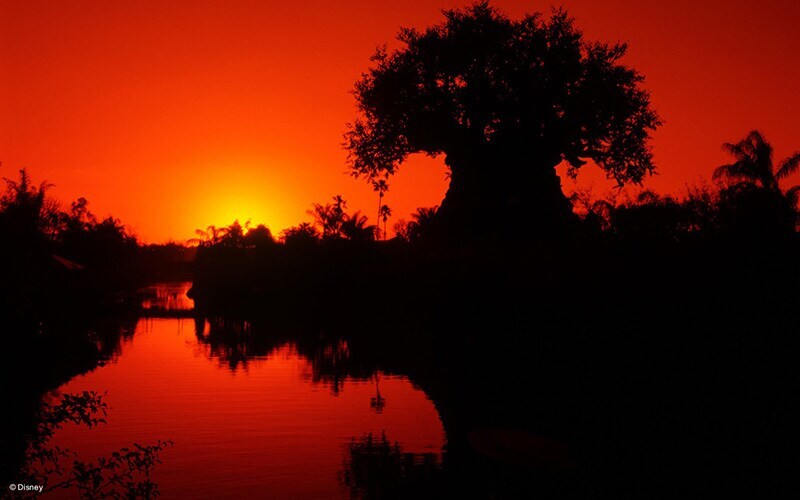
184 161 302 240
194 194 288 239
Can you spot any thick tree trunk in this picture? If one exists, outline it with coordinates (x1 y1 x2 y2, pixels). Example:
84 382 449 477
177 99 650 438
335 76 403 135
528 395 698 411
436 148 575 241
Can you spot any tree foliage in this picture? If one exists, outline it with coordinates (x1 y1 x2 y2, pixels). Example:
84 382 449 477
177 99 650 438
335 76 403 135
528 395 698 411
393 207 439 242
16 391 172 498
712 130 800 233
571 131 800 240
308 195 377 241
713 130 800 197
345 2 661 188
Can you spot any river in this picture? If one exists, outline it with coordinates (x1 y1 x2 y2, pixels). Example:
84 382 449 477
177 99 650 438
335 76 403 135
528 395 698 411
39 282 445 498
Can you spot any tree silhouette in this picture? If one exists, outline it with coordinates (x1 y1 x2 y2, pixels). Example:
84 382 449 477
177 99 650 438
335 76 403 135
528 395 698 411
243 224 276 249
345 2 660 238
193 225 230 246
16 391 172 498
310 195 349 240
191 221 278 249
372 178 389 238
378 204 392 240
281 222 320 246
309 195 377 242
222 220 246 247
713 130 800 204
711 130 799 234
394 207 439 242
340 210 377 242
610 190 689 240
1 168 58 241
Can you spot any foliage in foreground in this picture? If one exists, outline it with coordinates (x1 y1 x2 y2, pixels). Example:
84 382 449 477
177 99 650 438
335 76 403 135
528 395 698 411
13 391 172 499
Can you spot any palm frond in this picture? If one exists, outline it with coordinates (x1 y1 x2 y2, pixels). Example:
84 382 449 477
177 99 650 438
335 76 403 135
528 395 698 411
776 152 800 180
721 141 746 160
719 130 775 188
713 162 752 183
721 130 757 159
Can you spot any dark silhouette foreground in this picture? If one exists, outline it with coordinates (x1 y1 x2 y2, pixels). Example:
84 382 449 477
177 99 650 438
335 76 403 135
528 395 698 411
345 2 660 240
13 391 171 498
2 2 799 496
184 129 799 497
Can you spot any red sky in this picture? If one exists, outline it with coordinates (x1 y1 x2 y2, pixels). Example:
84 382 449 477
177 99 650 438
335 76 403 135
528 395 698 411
2 0 799 242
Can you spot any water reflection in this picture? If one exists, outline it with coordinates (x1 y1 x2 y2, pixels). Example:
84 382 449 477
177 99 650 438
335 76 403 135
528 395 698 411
39 284 445 498
139 282 194 312
341 432 442 499
370 374 387 414
193 315 387 394
193 316 268 371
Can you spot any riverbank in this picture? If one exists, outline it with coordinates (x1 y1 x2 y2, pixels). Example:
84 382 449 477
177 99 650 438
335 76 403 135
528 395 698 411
1 281 179 486
5 233 799 496
186 235 800 496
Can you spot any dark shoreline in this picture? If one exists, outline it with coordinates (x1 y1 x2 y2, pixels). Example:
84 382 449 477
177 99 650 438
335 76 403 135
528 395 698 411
185 236 800 496
4 231 799 496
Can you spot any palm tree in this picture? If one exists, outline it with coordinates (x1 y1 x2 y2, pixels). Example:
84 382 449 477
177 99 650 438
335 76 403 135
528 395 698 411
713 130 800 232
378 204 391 240
280 222 319 245
371 178 389 238
309 195 348 239
713 130 800 200
190 224 230 246
340 211 376 242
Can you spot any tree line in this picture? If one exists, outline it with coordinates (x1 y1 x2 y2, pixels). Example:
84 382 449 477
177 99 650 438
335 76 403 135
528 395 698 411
0 168 193 332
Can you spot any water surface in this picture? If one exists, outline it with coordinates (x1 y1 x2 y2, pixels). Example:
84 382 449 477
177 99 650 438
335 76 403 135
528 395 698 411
44 283 445 498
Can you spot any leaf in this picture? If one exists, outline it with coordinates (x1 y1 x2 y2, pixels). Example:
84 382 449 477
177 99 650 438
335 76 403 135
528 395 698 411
776 152 800 180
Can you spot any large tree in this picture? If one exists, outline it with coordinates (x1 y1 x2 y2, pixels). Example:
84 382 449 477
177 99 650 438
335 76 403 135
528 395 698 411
345 2 661 238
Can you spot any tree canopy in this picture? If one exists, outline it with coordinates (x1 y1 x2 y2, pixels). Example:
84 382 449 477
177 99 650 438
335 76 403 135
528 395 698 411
345 2 661 223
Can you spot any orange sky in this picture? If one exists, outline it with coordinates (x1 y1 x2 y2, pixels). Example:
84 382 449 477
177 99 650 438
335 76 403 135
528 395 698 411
2 1 799 243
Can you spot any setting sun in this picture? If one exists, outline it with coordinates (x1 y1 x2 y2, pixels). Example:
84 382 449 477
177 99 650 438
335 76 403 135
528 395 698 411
2 2 799 498
3 0 798 242
189 166 293 236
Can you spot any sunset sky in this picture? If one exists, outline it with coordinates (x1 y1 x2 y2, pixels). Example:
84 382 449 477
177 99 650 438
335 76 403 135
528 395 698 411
2 0 799 243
